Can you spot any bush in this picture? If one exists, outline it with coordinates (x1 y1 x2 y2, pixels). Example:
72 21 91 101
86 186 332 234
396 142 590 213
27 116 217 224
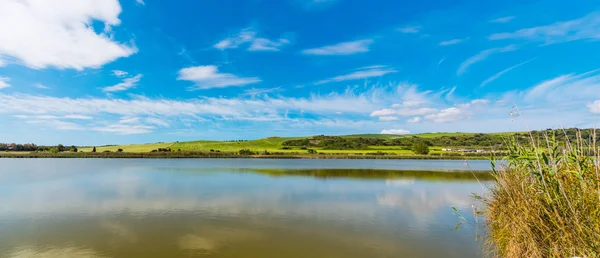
239 149 255 155
482 131 600 257
411 142 430 155
307 149 317 154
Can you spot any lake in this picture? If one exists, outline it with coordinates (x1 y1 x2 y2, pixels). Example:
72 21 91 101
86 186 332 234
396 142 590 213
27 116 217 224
0 159 492 257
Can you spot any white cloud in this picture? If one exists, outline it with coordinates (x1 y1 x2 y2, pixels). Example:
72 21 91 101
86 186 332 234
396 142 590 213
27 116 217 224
398 26 421 34
248 38 290 51
439 38 468 46
0 76 10 89
112 70 129 77
371 107 437 117
370 109 396 117
214 28 290 52
380 129 411 135
64 114 93 120
93 124 154 135
0 0 136 70
489 12 600 44
398 100 425 107
102 74 143 92
481 59 533 87
396 107 438 116
588 100 600 113
407 117 422 123
379 116 398 121
424 107 466 123
178 66 260 90
242 87 282 97
315 66 396 84
26 119 83 130
34 83 49 89
490 16 515 23
118 116 140 124
457 45 517 75
145 117 170 127
302 39 373 55
470 99 490 105
135 0 145 5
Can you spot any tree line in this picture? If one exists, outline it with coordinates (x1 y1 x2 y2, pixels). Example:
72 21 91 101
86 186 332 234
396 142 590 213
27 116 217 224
282 128 600 150
0 143 78 153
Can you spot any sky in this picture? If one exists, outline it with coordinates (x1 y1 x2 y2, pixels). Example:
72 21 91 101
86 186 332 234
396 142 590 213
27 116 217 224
1 0 600 145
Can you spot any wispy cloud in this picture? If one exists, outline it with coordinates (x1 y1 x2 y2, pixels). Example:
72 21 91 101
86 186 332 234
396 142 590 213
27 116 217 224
489 12 600 44
102 74 143 92
112 70 129 77
407 117 422 123
378 116 399 121
423 107 466 123
64 115 93 120
214 28 290 52
178 65 261 90
242 87 282 97
521 69 600 102
145 117 170 127
0 76 10 89
135 0 146 5
397 26 421 34
490 16 515 23
439 38 469 46
302 39 373 55
93 124 154 135
588 100 600 113
26 119 83 131
380 129 410 134
315 66 396 84
34 83 49 89
457 45 518 75
480 59 534 87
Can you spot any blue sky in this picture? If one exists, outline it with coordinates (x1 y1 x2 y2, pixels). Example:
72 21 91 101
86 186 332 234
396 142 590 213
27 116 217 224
1 0 600 145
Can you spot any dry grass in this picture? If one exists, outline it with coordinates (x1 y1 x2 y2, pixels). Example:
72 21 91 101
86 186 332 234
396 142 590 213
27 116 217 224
483 129 600 257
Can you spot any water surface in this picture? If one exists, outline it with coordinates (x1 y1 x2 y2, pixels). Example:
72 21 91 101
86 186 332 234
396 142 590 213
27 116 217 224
0 159 490 257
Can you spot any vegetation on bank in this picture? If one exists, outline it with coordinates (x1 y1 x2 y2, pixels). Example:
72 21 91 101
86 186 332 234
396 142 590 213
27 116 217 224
483 130 600 257
0 151 492 160
2 128 596 159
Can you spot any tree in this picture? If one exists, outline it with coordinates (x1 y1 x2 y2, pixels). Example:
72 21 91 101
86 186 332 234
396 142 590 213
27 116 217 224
92 146 96 153
412 142 430 155
117 149 123 152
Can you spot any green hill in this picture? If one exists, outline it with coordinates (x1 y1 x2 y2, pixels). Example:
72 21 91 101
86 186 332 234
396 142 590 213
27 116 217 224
79 131 518 154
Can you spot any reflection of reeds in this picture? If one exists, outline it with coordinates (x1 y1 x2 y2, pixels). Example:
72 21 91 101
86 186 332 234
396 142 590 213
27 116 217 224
483 128 600 257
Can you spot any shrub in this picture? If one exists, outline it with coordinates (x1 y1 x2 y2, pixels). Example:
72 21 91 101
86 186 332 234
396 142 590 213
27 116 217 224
117 149 123 152
411 142 430 155
307 149 317 154
239 149 255 155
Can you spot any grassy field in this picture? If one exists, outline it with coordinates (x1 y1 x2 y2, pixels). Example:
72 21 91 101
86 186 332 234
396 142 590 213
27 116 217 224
76 132 511 155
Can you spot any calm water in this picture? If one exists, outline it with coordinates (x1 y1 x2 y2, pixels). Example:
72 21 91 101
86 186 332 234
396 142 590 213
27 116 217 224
0 159 492 257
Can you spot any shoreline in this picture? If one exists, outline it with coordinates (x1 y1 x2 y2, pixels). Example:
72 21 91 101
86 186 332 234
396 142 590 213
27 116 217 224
0 152 491 160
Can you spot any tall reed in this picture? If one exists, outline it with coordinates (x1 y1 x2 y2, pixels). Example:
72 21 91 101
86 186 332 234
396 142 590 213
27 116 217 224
484 129 600 257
